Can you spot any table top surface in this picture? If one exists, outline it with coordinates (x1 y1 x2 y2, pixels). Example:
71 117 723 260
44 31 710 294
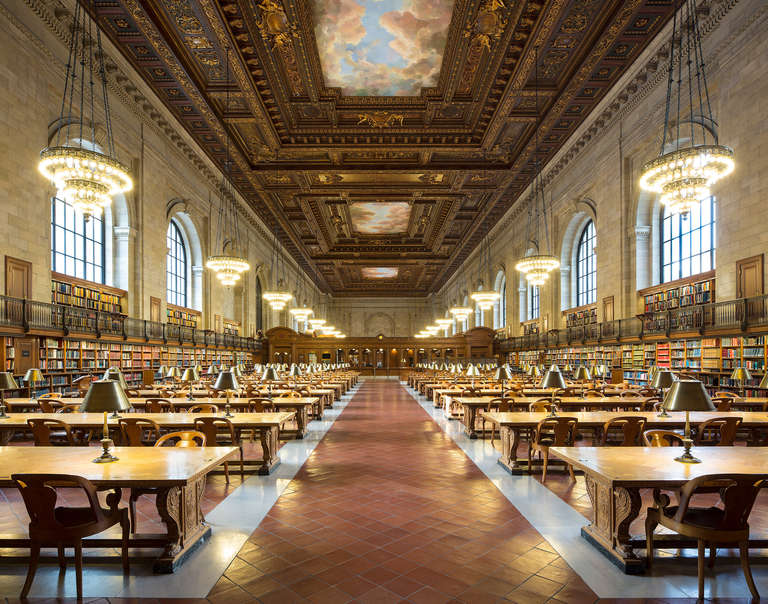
459 396 764 408
482 410 768 426
0 411 295 428
550 446 768 486
0 445 239 487
7 396 318 408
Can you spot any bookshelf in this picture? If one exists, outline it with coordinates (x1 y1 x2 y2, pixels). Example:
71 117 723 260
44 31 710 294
639 271 715 314
223 319 240 336
563 305 597 328
51 272 126 315
521 320 539 336
166 304 200 328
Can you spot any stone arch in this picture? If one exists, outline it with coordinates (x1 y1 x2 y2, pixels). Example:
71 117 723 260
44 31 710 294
365 312 395 337
560 201 597 310
166 200 204 311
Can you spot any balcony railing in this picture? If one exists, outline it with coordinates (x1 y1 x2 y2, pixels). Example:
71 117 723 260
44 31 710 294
0 295 262 352
496 294 768 352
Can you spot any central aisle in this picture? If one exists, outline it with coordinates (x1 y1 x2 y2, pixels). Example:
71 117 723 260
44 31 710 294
209 380 597 603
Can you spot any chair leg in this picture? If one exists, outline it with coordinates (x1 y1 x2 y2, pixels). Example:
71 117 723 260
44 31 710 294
128 491 139 533
708 543 716 569
20 543 40 598
224 461 230 484
57 543 66 569
697 539 705 601
739 540 759 600
567 463 576 482
239 445 245 481
74 539 83 600
121 511 130 573
541 448 549 483
645 516 655 569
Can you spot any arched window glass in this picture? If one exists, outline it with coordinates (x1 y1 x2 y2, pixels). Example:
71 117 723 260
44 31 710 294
661 196 716 283
166 221 187 307
527 285 540 321
494 273 506 329
576 220 596 306
51 197 105 283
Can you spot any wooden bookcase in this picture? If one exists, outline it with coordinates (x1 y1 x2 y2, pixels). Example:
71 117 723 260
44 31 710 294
563 304 597 328
639 271 715 314
223 319 240 336
166 303 201 328
51 273 126 315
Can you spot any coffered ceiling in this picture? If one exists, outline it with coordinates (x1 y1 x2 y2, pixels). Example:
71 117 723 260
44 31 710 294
92 0 675 296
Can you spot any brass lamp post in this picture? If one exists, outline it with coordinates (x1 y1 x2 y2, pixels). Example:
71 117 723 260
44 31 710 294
23 368 44 402
214 370 239 417
650 370 677 417
466 363 480 389
540 366 566 417
730 367 752 398
167 366 182 381
180 367 199 401
0 372 19 418
157 364 169 383
262 366 279 399
760 373 768 390
80 380 132 463
573 366 591 398
494 364 513 399
662 380 715 463
288 364 303 378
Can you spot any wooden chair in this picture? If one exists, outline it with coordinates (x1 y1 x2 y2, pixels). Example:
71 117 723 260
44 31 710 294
601 416 647 446
188 403 219 414
554 387 579 398
639 396 662 412
124 389 140 397
584 389 603 398
54 403 82 414
278 391 301 398
528 417 578 483
694 416 742 446
529 399 558 413
638 387 658 397
713 391 739 399
486 397 514 446
618 390 642 398
12 473 130 599
118 418 160 446
193 417 243 483
37 398 62 413
155 430 207 447
27 418 76 446
144 398 174 413
72 374 93 396
711 397 733 412
643 429 686 447
248 397 276 413
646 473 768 600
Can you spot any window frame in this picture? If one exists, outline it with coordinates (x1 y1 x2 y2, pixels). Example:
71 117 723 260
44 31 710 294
576 220 597 307
527 285 540 321
495 274 507 329
660 196 716 283
166 220 188 308
50 197 106 284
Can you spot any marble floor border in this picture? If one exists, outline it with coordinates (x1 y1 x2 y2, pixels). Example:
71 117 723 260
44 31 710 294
0 383 360 599
402 381 768 600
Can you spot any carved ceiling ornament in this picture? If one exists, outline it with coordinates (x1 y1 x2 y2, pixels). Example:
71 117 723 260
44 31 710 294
464 0 509 52
357 112 405 129
255 0 296 49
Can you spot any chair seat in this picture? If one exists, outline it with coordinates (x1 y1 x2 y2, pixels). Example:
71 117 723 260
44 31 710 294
54 507 99 526
660 505 725 530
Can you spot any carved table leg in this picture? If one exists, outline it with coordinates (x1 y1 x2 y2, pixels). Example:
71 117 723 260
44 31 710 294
258 425 281 474
462 404 478 438
497 426 523 472
0 429 13 445
294 405 308 439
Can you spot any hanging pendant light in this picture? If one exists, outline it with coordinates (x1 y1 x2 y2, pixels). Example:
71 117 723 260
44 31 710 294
471 232 499 312
516 46 559 286
38 0 132 221
206 47 250 286
435 318 453 333
263 229 292 311
449 306 473 321
639 0 733 216
289 273 313 328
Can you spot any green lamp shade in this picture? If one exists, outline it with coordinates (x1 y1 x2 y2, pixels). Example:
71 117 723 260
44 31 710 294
194 364 203 373
103 368 128 390
262 367 279 381
760 373 768 389
650 370 676 389
465 364 480 377
157 365 168 376
540 368 567 389
563 364 573 373
214 370 239 391
494 365 513 381
206 365 218 375
662 380 715 412
288 364 303 377
167 367 182 378
527 365 541 378
573 366 591 381
0 372 19 390
79 379 132 413
730 367 752 382
181 368 199 382
24 368 44 383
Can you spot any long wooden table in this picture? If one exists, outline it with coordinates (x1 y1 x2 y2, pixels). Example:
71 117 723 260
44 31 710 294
550 446 768 573
0 411 294 474
0 445 238 572
483 410 768 472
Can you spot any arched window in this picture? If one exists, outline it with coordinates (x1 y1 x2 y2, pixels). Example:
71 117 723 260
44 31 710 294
166 220 187 307
576 220 596 306
51 197 105 283
494 272 506 329
661 197 716 283
527 285 540 321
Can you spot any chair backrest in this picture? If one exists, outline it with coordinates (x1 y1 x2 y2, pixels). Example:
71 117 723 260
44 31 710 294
27 418 75 446
643 429 686 446
674 474 768 530
193 417 235 443
534 417 578 445
38 393 62 401
695 416 743 446
712 397 733 412
118 417 160 446
145 398 174 413
488 397 513 413
638 387 658 397
247 397 274 413
54 403 82 414
713 391 738 399
601 416 647 446
11 474 118 536
37 398 58 413
155 430 207 447
529 400 553 413
584 389 603 398
188 403 219 414
460 389 478 397
618 390 642 398
125 389 140 397
279 391 301 398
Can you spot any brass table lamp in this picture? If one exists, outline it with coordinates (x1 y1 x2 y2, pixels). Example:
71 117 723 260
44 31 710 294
288 364 303 378
23 368 44 402
80 380 132 463
540 366 566 416
157 364 169 382
103 367 129 392
527 365 541 379
180 367 199 401
0 372 19 418
730 366 752 398
573 366 591 399
261 366 279 399
494 364 513 399
759 372 768 390
214 370 239 417
207 364 218 376
166 366 182 381
465 363 480 388
650 370 677 417
663 380 715 463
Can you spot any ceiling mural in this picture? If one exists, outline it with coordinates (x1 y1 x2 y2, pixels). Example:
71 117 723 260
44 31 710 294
361 267 399 279
349 202 412 234
92 0 677 295
312 0 455 96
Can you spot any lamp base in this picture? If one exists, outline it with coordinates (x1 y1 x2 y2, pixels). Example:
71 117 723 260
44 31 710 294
110 411 123 419
224 404 234 418
0 405 8 419
674 439 701 464
92 438 119 463
656 409 670 418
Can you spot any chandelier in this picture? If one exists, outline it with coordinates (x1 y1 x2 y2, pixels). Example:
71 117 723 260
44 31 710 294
471 233 500 312
516 47 559 286
435 318 453 333
449 306 473 321
38 0 132 221
289 307 313 321
289 274 313 327
639 0 733 216
309 318 326 330
263 229 292 310
206 48 250 287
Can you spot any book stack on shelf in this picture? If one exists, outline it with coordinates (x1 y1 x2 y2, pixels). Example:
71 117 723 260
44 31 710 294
685 340 702 369
642 275 715 313
51 274 125 315
655 342 671 368
644 343 657 367
701 338 721 370
721 337 740 371
223 319 240 336
743 336 765 372
166 305 200 328
669 340 686 369
4 338 14 372
564 306 597 328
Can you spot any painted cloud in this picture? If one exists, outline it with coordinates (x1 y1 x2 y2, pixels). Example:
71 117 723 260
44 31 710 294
349 202 411 234
312 0 454 96
361 267 399 279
